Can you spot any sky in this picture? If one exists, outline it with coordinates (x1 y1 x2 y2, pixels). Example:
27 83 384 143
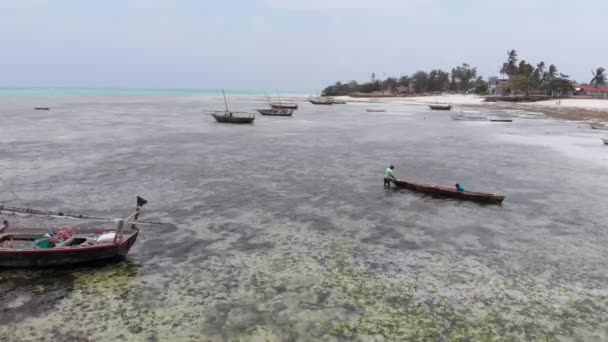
0 0 607 91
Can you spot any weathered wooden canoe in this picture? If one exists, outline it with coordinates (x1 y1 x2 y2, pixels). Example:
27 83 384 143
393 179 505 204
490 119 514 122
429 104 452 110
211 112 255 124
366 108 387 113
602 138 608 145
591 124 608 130
257 108 294 116
34 107 50 110
309 97 334 105
270 103 298 110
0 227 139 267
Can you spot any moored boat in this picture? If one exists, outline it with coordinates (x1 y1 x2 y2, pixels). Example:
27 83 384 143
429 104 452 111
490 119 514 122
211 112 255 124
257 108 294 116
451 115 488 121
366 108 387 113
34 107 50 110
602 138 608 145
393 179 504 204
0 196 154 267
309 97 334 105
591 124 608 130
270 103 298 110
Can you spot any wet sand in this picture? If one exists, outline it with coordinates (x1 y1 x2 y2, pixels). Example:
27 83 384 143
1 95 608 341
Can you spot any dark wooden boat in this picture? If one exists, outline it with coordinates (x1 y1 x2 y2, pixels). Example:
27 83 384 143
602 138 608 145
0 197 152 267
451 115 487 121
34 107 50 110
591 124 608 130
270 103 298 110
490 119 514 122
211 112 255 123
309 97 334 105
257 108 294 116
210 90 255 124
393 179 505 204
429 104 452 110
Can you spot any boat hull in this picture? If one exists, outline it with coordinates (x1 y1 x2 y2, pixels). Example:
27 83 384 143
257 109 293 116
490 119 513 122
393 180 504 204
429 105 452 110
270 103 298 110
0 230 139 268
602 138 608 145
211 113 255 124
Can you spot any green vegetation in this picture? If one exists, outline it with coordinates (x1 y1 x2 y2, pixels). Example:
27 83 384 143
591 67 607 88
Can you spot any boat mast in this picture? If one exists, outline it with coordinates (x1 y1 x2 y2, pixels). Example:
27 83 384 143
222 89 230 113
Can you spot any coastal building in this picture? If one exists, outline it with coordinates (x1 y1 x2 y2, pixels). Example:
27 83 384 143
488 76 509 95
574 85 608 99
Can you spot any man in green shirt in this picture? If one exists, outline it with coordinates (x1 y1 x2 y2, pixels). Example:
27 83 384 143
384 165 397 187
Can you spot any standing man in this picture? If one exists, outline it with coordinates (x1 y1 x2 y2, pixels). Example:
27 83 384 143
384 165 397 187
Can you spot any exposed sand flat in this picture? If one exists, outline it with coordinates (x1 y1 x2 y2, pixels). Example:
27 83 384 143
527 98 608 110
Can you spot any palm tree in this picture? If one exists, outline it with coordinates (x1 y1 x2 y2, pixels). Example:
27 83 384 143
500 50 518 77
591 67 607 88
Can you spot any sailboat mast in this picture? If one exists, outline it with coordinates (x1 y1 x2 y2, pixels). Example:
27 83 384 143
222 89 229 112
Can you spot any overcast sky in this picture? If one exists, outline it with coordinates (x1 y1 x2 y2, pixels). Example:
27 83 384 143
1 0 606 91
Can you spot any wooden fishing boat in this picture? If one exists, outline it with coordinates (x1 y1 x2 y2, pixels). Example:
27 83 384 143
591 124 608 130
602 138 608 145
210 89 255 124
211 112 255 124
332 99 347 104
451 115 488 121
309 97 334 105
34 107 50 110
490 119 514 122
270 103 298 110
393 179 504 204
366 108 387 113
429 104 452 111
0 196 154 267
257 108 294 116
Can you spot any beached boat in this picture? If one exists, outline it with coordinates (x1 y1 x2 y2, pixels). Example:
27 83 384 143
602 138 608 145
490 119 514 122
429 104 452 111
366 108 387 113
211 113 255 124
591 124 608 130
309 97 334 105
0 197 153 267
257 108 294 116
393 179 504 205
332 99 347 104
210 90 255 124
451 115 488 121
34 107 50 110
270 103 298 110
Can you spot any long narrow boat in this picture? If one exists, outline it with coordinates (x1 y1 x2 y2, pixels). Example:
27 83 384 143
209 90 255 124
211 112 255 124
393 179 505 204
309 97 334 105
366 108 387 113
34 107 50 110
257 108 294 116
429 104 452 111
0 196 153 267
490 119 514 122
270 103 298 110
591 124 608 130
451 115 488 121
602 138 608 145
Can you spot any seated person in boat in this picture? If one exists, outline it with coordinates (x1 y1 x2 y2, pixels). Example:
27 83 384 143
384 165 397 187
455 183 466 192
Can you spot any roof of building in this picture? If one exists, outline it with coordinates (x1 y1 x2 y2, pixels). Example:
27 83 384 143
576 85 608 93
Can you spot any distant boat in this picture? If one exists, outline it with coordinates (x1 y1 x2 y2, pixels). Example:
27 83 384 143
366 108 387 113
393 179 504 205
257 108 294 116
210 90 255 124
451 115 487 121
309 97 334 105
490 119 514 122
591 124 608 130
34 107 50 110
332 99 347 104
602 138 608 145
428 104 452 111
271 103 298 110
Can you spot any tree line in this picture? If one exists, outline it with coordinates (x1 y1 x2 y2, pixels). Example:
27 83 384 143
322 63 487 97
322 49 608 97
